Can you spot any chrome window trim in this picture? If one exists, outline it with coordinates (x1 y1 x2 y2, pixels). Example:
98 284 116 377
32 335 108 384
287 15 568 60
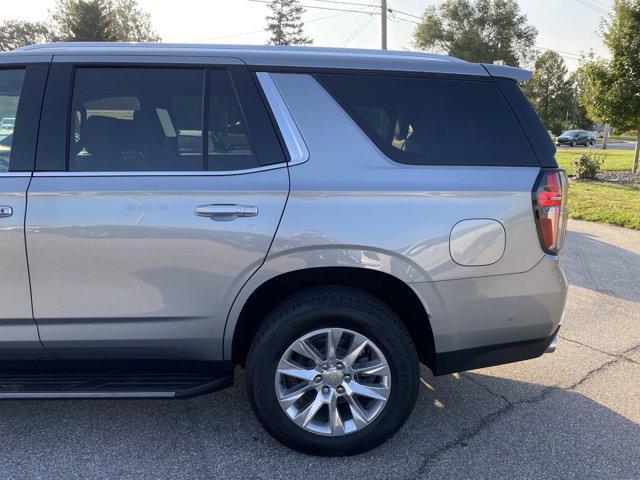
0 172 33 177
256 71 309 166
33 162 288 177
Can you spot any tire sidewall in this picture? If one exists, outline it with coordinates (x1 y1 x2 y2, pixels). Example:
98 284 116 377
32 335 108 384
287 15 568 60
247 303 418 456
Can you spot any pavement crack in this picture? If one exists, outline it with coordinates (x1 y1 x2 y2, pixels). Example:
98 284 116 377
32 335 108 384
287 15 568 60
559 336 640 367
460 373 512 406
565 357 620 391
409 385 555 479
409 344 640 479
620 352 640 364
558 335 616 357
565 341 640 391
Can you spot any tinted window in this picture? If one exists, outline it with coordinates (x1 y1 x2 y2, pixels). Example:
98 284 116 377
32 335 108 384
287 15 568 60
207 70 258 171
317 73 539 167
493 77 556 167
0 69 25 172
69 68 204 172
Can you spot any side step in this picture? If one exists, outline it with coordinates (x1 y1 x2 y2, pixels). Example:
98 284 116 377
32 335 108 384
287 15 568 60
0 373 233 399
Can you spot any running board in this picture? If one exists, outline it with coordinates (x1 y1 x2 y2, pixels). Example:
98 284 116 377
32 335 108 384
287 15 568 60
0 373 233 399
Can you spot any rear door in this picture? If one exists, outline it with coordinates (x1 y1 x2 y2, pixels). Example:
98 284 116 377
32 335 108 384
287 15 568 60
0 61 51 362
26 56 289 364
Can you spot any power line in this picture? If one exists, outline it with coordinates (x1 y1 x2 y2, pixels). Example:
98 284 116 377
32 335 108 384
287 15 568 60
305 0 379 7
188 9 370 42
342 13 375 46
388 15 420 25
247 0 380 15
387 7 422 20
533 48 582 64
573 0 609 15
583 0 610 14
534 46 583 60
380 4 586 62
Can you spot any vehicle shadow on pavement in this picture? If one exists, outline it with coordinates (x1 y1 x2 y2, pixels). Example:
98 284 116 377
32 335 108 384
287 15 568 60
563 230 640 303
0 365 637 480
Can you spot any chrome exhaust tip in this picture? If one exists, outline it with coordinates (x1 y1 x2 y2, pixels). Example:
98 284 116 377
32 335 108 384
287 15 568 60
546 337 558 354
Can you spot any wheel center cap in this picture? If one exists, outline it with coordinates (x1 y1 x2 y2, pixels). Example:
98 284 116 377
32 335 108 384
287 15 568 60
323 368 344 388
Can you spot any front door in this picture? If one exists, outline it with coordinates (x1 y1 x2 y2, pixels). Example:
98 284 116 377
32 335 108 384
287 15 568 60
26 61 289 365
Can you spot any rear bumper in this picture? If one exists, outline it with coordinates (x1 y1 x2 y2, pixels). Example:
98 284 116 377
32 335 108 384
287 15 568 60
410 255 567 375
433 326 560 375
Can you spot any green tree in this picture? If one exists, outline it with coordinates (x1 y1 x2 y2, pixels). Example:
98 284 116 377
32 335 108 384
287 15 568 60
50 0 160 42
0 21 54 51
111 0 160 43
579 0 640 174
413 0 537 67
522 51 574 134
569 70 594 131
266 0 312 46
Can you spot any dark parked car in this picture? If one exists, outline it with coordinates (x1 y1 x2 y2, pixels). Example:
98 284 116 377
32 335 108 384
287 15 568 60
556 130 593 147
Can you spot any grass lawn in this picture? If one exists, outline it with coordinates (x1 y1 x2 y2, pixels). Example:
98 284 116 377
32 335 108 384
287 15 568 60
556 148 636 174
568 180 640 230
609 135 637 142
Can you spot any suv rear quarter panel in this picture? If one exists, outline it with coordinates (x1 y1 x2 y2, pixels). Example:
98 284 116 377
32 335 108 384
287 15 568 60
268 73 544 282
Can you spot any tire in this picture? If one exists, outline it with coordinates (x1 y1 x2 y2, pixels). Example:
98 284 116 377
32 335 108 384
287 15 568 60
246 286 420 456
571 140 576 147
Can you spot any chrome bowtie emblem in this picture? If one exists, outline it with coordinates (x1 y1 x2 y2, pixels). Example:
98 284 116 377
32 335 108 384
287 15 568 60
323 369 343 387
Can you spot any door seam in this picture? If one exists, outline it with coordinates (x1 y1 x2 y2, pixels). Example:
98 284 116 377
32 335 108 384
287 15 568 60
24 174 59 363
221 164 292 361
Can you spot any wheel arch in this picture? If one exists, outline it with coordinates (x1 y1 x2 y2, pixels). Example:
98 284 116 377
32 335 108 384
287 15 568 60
227 266 436 371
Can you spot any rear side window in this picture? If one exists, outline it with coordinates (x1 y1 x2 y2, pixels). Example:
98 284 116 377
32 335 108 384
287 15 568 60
70 68 204 172
68 67 260 172
0 69 26 172
207 70 257 171
316 73 539 167
485 77 556 167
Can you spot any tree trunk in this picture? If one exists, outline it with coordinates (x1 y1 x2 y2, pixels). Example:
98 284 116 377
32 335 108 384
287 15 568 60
602 123 610 150
633 126 640 175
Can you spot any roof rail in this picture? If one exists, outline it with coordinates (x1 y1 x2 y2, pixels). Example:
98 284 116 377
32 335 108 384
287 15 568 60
16 42 465 63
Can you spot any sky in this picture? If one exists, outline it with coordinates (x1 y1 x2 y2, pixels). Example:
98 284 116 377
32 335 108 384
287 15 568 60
0 0 611 70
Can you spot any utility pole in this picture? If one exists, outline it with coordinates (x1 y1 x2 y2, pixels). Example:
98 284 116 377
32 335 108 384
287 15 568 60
381 0 387 50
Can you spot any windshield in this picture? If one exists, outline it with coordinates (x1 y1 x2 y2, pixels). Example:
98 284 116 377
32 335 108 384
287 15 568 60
563 130 579 136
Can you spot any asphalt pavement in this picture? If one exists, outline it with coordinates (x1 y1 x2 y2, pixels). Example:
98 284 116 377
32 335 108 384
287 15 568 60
0 219 638 480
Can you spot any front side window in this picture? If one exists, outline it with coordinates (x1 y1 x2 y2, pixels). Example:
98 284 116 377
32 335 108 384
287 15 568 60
69 68 204 172
0 69 26 172
317 73 538 167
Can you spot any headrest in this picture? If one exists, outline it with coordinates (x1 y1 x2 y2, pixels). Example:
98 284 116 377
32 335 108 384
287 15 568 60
83 116 137 159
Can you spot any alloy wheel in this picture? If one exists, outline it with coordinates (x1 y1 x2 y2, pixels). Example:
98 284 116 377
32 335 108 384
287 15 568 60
275 327 391 436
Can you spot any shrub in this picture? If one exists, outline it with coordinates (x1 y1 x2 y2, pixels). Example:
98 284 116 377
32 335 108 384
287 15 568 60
570 151 606 179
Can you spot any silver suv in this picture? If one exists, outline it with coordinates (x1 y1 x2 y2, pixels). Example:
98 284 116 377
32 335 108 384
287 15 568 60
0 43 568 455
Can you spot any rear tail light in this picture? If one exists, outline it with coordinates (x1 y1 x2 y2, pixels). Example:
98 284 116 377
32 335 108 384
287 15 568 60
532 169 568 254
